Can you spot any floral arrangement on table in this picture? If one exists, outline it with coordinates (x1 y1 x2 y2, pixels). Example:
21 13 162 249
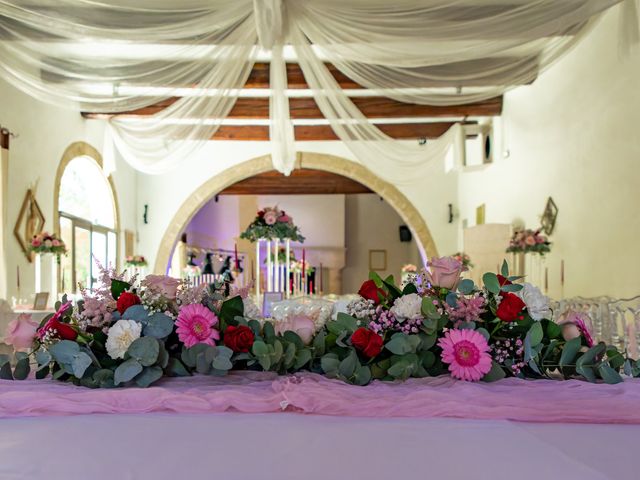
2 257 639 388
125 255 147 267
506 229 551 255
29 231 67 256
290 259 315 274
240 206 305 243
452 252 473 269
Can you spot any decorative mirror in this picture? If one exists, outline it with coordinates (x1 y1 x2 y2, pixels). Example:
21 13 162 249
541 197 558 235
13 189 45 262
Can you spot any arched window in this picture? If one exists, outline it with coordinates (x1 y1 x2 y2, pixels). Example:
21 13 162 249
57 153 118 292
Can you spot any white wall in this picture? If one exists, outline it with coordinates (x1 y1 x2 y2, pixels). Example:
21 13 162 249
343 194 421 293
458 8 640 298
0 78 138 301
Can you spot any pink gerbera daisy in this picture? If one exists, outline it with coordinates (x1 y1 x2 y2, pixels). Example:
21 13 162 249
175 304 220 348
438 329 492 381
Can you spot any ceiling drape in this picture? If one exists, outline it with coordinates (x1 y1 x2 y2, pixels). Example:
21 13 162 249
0 0 634 178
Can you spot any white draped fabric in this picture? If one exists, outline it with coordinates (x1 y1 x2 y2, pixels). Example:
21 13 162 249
0 0 634 178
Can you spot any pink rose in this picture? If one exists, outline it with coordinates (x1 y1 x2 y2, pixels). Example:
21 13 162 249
4 314 39 350
264 210 278 225
142 274 180 300
275 315 315 345
31 239 42 247
525 236 536 246
535 236 545 244
426 256 465 290
52 239 61 247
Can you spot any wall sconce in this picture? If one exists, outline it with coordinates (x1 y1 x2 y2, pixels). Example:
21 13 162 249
143 204 149 224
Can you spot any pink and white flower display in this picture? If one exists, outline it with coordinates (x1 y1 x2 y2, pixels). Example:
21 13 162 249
240 206 305 242
506 229 551 255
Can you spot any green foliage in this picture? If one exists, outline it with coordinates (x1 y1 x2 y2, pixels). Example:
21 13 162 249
110 279 131 300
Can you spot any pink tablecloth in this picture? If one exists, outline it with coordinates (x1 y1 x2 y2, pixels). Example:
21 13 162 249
1 372 640 424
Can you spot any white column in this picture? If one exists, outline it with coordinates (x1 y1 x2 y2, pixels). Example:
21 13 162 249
266 239 272 292
285 238 291 298
274 238 280 292
255 240 261 301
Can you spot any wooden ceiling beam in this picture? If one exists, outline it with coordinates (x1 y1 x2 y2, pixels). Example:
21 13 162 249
219 169 373 195
83 96 502 119
211 122 471 141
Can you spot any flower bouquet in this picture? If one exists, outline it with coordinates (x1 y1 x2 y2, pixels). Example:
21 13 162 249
29 231 66 256
452 252 473 268
240 206 305 243
125 255 147 267
2 258 638 388
506 229 551 255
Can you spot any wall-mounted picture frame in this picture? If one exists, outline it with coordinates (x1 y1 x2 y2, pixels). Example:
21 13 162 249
369 249 387 271
541 197 559 235
262 291 284 317
33 292 49 310
13 189 45 262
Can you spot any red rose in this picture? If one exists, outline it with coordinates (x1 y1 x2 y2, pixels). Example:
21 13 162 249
496 292 526 322
497 275 511 287
224 325 255 353
117 291 141 315
358 280 386 305
257 210 265 218
351 327 383 358
39 318 78 341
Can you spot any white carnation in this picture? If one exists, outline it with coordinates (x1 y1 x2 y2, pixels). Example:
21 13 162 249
106 319 142 360
517 283 551 321
390 293 423 323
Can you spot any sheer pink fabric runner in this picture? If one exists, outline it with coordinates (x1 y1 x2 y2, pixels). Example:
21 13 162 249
1 372 639 424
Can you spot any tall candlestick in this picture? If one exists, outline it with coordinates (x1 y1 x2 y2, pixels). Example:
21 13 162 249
274 239 280 292
266 240 272 291
285 239 291 298
255 241 260 301
234 243 239 270
301 248 306 295
319 263 323 293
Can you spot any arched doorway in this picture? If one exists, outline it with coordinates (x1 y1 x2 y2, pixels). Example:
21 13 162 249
153 152 438 275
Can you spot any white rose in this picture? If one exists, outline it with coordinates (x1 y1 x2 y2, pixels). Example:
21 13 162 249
517 283 551 321
390 293 423 323
106 319 142 360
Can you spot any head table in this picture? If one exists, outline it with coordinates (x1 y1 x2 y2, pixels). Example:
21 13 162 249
0 373 638 479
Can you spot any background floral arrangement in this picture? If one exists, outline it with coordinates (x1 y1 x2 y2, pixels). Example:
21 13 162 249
240 206 305 243
29 231 66 256
452 252 473 268
125 255 147 267
506 229 551 255
2 257 638 388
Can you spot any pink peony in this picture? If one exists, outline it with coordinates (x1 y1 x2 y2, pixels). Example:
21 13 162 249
438 329 492 381
142 274 180 300
426 256 465 290
3 313 39 350
175 304 220 348
264 210 278 225
275 315 315 345
559 311 594 348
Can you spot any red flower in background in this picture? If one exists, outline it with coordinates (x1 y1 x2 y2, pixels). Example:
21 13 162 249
224 325 255 353
351 328 383 358
257 210 265 218
497 275 511 287
358 280 386 305
496 292 526 322
117 292 141 315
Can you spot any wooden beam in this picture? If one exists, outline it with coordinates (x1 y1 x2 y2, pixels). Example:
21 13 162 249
219 169 372 195
211 122 470 141
83 96 502 119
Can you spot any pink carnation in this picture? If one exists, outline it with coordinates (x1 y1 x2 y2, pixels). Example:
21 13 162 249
438 329 492 381
175 304 220 348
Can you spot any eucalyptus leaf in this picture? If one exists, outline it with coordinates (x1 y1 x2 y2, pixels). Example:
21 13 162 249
49 340 80 365
36 349 52 368
598 363 623 384
576 343 606 368
263 321 276 342
336 313 358 332
445 292 458 307
283 331 304 349
353 364 372 386
421 297 441 320
320 353 340 374
135 366 163 388
476 328 490 341
576 364 597 383
114 358 143 385
385 333 413 355
312 329 326 356
13 357 30 380
127 337 160 366
165 358 191 377
482 272 501 294
71 352 92 378
294 349 312 369
142 313 174 339
457 279 475 295
559 337 582 367
528 321 544 347
501 259 509 277
501 284 524 293
35 365 50 380
482 361 506 382
252 340 269 357
338 350 358 378
546 321 562 339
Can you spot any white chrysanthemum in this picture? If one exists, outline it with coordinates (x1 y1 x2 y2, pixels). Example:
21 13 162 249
106 319 142 360
390 293 423 323
517 283 551 321
243 296 262 320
